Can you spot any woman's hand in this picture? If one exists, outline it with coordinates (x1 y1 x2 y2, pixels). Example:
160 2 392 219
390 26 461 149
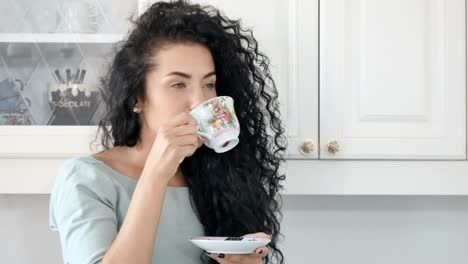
143 111 204 184
205 232 270 264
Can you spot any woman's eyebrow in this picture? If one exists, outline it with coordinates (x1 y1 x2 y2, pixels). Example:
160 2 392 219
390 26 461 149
203 71 216 79
165 71 216 79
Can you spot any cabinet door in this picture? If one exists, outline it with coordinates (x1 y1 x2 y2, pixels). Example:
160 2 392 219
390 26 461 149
169 0 319 159
320 0 466 159
0 0 138 158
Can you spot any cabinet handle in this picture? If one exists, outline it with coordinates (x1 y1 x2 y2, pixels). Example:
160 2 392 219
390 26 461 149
327 138 340 154
300 139 315 155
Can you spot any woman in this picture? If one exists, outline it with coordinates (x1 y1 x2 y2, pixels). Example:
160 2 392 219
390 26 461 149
49 1 287 263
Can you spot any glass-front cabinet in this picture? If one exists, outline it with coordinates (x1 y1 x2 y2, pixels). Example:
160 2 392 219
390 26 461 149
0 0 140 157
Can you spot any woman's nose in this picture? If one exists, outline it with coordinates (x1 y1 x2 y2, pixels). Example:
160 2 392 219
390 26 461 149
191 89 208 109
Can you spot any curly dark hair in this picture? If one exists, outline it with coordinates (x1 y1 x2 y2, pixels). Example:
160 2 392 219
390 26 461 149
94 1 287 263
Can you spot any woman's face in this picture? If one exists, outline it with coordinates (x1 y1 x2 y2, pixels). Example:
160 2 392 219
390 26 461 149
140 43 218 133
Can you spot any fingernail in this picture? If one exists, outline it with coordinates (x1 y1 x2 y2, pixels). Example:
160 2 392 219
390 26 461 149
257 249 263 255
218 253 225 258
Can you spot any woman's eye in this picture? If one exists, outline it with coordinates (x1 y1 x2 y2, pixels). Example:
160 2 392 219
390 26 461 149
172 82 186 89
205 83 216 89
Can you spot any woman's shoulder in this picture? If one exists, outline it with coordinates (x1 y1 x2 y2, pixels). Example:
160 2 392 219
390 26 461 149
49 155 118 231
55 155 113 185
62 154 105 170
50 155 119 202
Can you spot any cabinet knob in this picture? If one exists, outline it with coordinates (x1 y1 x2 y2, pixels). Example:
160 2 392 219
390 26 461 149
300 139 315 154
327 138 340 154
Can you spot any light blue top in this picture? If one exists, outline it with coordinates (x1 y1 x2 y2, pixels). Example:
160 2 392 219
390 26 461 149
49 155 205 264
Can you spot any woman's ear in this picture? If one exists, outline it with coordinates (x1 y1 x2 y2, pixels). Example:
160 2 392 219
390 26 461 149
133 98 144 113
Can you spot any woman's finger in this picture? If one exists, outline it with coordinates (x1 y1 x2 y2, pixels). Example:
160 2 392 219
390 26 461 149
186 112 198 126
174 134 199 148
206 251 265 263
173 123 197 136
242 232 271 240
197 135 204 148
254 246 269 258
206 252 246 263
168 111 194 127
205 252 226 263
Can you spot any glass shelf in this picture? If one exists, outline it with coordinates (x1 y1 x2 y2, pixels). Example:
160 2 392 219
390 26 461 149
0 0 138 128
0 0 142 158
0 33 126 44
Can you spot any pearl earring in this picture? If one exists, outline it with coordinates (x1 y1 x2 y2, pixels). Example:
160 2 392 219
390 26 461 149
133 106 140 113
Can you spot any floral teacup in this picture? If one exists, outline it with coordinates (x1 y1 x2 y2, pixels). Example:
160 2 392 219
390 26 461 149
190 96 240 153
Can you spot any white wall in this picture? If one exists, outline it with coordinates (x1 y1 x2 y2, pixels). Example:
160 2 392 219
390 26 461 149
0 195 61 264
281 196 468 263
1 194 468 263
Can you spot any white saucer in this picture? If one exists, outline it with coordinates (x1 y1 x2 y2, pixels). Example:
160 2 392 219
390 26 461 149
189 236 270 254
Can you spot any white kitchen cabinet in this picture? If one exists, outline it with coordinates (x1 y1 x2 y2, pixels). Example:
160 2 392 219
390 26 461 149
0 0 138 158
0 0 137 193
320 0 466 159
284 0 468 195
174 0 319 159
3 0 468 195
